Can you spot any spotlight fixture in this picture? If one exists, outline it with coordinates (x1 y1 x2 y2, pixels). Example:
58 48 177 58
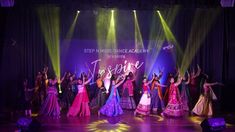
77 10 80 14
133 10 136 13
220 0 234 7
157 10 160 13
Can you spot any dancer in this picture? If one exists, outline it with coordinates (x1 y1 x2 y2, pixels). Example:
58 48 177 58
134 75 154 116
40 66 49 105
23 79 35 117
67 73 93 117
180 71 191 111
189 65 201 106
192 77 222 117
90 73 107 109
99 74 126 117
40 75 63 118
61 72 74 111
162 75 184 117
120 72 136 110
151 73 167 113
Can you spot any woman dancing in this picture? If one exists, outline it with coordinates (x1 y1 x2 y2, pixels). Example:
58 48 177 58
190 65 201 106
134 75 154 116
40 75 63 118
23 79 35 117
90 73 107 109
192 76 222 117
120 72 136 110
151 73 167 113
180 71 191 111
67 73 93 117
162 75 184 117
99 74 125 117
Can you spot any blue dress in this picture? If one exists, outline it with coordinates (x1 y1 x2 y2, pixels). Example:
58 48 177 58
99 85 123 116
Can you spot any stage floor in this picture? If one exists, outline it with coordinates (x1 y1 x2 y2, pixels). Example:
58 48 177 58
1 110 235 132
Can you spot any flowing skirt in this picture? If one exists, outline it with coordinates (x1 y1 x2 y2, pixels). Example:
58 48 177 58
99 96 123 117
67 92 90 117
181 87 190 111
90 88 107 109
135 92 151 115
151 89 165 112
192 95 212 116
120 88 136 110
40 88 60 117
163 90 184 117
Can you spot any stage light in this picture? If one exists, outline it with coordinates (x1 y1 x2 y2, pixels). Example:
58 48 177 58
106 9 116 49
133 9 144 49
87 119 130 132
180 8 220 74
133 10 136 13
145 6 180 77
61 11 80 63
77 10 80 14
96 8 117 68
220 0 234 7
157 10 183 66
37 6 61 92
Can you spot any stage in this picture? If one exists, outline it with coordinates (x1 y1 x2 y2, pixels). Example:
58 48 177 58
1 111 235 132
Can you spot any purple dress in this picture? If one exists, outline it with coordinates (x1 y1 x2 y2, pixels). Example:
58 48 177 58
99 85 123 117
40 82 60 117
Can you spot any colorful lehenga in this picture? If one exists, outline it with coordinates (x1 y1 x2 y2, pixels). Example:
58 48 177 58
163 84 184 117
135 84 151 115
40 82 60 117
67 84 90 117
99 85 123 117
120 80 136 110
151 80 165 112
192 86 216 116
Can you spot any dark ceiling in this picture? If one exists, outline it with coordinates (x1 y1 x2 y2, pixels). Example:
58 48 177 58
5 0 222 9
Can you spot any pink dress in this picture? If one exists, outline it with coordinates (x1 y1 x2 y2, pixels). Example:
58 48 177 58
67 84 90 117
163 83 184 117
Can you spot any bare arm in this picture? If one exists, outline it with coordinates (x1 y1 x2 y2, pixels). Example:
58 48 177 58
175 76 183 86
115 75 126 88
186 71 190 84
205 82 218 87
155 82 167 87
193 65 201 78
147 75 154 85
60 72 67 83
84 76 93 85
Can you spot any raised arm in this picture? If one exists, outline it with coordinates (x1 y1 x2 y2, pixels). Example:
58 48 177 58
84 76 93 85
147 74 154 85
60 72 67 83
115 75 126 88
193 65 201 78
204 82 218 87
155 81 167 87
186 71 190 84
175 76 183 86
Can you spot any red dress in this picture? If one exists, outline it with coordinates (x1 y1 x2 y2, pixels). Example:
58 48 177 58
67 84 90 117
163 84 184 117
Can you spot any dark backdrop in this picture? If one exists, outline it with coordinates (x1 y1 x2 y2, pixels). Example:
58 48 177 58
0 3 235 113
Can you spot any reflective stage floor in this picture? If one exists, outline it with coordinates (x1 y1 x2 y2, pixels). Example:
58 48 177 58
0 110 235 132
